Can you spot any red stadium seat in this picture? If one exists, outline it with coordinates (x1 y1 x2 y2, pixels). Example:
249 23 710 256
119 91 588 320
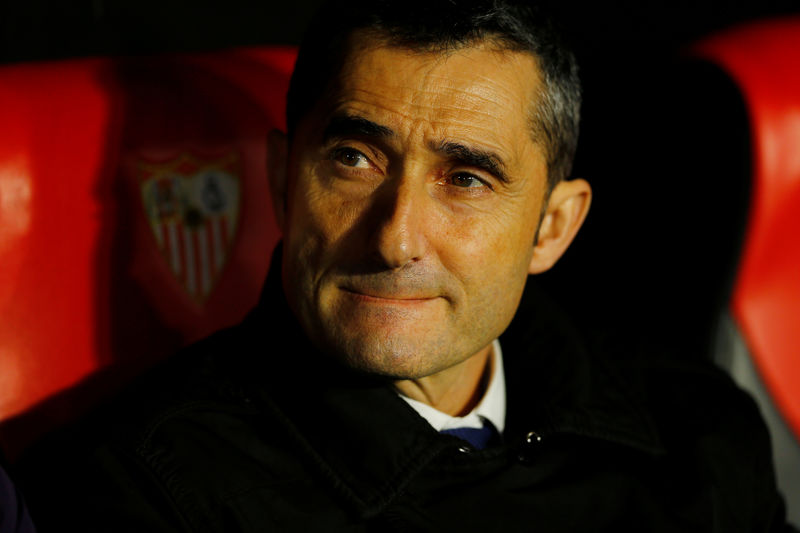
693 17 800 523
0 47 297 458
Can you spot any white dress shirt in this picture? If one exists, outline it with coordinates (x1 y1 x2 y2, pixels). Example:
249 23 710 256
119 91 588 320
398 339 506 434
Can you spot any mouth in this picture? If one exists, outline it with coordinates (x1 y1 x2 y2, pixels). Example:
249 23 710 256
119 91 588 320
340 287 438 304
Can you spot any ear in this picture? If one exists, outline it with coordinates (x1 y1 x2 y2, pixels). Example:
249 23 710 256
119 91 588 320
267 129 289 231
528 178 592 274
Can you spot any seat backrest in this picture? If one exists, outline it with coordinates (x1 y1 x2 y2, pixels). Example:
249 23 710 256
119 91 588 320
0 47 297 458
692 17 800 525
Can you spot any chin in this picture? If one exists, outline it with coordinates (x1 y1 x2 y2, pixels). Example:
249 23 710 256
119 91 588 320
327 332 450 379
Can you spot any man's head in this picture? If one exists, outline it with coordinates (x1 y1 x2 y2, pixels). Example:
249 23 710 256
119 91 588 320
268 0 591 384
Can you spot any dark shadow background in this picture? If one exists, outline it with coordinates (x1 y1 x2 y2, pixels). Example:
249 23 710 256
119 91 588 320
1 0 797 352
1 0 797 63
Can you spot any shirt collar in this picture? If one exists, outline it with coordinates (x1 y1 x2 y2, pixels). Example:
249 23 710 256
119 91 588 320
398 339 506 434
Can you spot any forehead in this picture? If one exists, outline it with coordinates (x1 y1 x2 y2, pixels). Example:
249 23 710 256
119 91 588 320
316 39 546 172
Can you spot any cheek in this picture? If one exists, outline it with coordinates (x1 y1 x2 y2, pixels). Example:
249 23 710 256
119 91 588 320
439 202 538 281
286 164 367 269
434 217 531 347
437 201 539 329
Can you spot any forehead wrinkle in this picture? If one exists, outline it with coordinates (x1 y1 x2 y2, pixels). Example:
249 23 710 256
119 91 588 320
368 81 531 149
347 86 522 144
341 57 531 126
346 64 523 120
421 72 528 111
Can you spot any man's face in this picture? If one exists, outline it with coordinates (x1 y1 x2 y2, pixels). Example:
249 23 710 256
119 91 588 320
279 40 550 379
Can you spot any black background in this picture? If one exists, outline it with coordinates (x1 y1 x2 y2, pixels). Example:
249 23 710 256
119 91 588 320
2 0 798 354
1 1 797 63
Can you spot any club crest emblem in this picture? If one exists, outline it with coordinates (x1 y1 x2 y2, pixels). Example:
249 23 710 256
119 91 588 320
139 153 241 301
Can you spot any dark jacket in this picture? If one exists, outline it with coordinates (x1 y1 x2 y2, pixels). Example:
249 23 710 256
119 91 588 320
18 264 790 532
0 460 36 533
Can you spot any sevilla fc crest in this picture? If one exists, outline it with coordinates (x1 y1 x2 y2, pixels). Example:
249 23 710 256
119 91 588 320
139 153 241 301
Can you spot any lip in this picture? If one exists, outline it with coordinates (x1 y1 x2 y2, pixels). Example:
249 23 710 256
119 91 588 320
340 287 438 304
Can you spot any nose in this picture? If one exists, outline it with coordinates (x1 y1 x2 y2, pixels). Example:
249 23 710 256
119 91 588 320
370 178 428 269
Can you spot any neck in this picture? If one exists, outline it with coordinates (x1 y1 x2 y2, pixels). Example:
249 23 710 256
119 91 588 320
393 343 493 416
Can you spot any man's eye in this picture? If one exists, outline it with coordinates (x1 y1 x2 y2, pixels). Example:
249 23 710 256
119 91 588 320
450 173 488 189
332 148 370 168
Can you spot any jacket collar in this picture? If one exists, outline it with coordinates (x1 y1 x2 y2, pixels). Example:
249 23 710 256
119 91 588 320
501 279 665 455
238 248 665 518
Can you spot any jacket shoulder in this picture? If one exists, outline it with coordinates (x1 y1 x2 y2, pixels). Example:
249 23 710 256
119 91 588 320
596 335 786 530
16 323 275 532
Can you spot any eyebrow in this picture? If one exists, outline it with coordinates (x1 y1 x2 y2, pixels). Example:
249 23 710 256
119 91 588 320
433 141 511 184
322 114 395 143
321 114 511 184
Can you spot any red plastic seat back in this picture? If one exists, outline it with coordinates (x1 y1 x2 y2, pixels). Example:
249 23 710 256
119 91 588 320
693 19 800 525
0 47 296 456
693 19 800 441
